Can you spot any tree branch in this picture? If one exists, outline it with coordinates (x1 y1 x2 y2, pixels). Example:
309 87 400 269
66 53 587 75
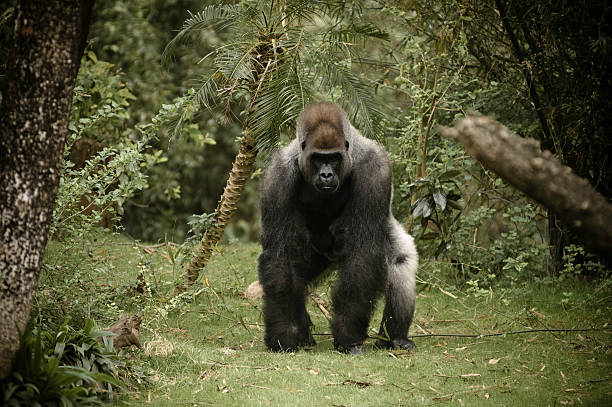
440 113 612 262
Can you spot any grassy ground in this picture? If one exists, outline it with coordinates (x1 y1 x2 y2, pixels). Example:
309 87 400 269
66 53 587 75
39 233 612 406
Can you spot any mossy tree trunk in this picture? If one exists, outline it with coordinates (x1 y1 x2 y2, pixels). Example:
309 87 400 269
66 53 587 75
0 0 93 378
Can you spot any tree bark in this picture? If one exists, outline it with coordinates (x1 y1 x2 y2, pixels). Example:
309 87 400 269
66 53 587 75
440 114 612 262
178 136 257 289
0 0 93 378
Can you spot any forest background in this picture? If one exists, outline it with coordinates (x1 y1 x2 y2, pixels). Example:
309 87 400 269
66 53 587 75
0 0 610 405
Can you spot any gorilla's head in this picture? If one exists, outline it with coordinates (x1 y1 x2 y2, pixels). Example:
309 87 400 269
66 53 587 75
297 103 352 194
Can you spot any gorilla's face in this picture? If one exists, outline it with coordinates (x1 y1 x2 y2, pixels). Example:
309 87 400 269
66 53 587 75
308 151 343 193
296 104 353 195
299 121 351 195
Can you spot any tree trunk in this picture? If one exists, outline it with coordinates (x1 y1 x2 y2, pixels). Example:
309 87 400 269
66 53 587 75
440 114 612 263
0 0 93 378
178 136 258 289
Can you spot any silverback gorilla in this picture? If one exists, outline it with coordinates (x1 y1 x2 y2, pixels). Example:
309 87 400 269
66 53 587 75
258 103 418 354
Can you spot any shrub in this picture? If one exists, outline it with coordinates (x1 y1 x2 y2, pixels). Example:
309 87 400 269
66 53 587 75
50 51 148 239
0 319 124 406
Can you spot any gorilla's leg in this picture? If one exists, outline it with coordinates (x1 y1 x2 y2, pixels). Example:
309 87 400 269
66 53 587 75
331 258 386 354
376 254 417 350
259 252 328 351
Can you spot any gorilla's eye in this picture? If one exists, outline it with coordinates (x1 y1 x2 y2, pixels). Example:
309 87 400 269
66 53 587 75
345 141 350 150
301 141 306 150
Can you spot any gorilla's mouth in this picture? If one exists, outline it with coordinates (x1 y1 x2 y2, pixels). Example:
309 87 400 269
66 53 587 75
315 183 339 194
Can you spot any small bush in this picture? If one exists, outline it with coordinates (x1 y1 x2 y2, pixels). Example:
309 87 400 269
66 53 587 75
0 319 125 406
51 51 148 239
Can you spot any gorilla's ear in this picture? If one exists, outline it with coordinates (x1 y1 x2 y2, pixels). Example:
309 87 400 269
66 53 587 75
301 141 306 150
345 140 349 150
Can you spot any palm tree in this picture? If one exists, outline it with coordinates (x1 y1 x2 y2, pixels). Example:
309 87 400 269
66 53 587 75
164 0 388 290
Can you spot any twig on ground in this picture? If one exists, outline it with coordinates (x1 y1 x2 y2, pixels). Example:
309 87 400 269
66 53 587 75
407 327 612 339
432 384 499 402
204 359 274 370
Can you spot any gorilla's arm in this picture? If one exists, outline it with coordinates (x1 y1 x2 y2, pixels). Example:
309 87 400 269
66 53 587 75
258 141 319 350
259 143 302 256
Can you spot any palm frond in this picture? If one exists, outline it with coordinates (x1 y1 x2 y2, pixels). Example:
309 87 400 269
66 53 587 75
248 58 312 154
216 45 257 83
248 29 314 151
278 0 328 25
277 74 310 130
284 0 354 23
165 0 388 147
325 23 389 45
163 4 240 64
248 67 283 144
314 58 386 139
240 1 269 31
194 70 222 111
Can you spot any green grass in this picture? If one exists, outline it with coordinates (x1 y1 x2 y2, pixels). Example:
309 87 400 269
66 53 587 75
39 233 612 406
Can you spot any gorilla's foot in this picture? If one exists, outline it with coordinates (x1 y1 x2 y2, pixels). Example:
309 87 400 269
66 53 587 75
348 344 365 355
298 332 316 347
264 327 301 352
266 339 298 352
335 343 366 355
265 327 317 352
375 338 416 351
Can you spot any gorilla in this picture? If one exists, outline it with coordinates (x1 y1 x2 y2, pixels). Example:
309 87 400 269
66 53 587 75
258 102 418 354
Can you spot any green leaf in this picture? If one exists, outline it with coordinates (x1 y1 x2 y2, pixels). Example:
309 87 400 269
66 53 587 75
433 189 447 211
439 169 461 182
412 197 432 219
446 199 462 210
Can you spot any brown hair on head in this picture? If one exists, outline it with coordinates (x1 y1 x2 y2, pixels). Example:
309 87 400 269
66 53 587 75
299 102 346 149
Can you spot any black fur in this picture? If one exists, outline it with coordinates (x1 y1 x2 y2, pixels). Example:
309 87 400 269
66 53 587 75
258 103 418 353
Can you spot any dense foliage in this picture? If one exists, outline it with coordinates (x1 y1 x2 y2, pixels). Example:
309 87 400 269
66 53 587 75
8 0 603 277
87 0 256 242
